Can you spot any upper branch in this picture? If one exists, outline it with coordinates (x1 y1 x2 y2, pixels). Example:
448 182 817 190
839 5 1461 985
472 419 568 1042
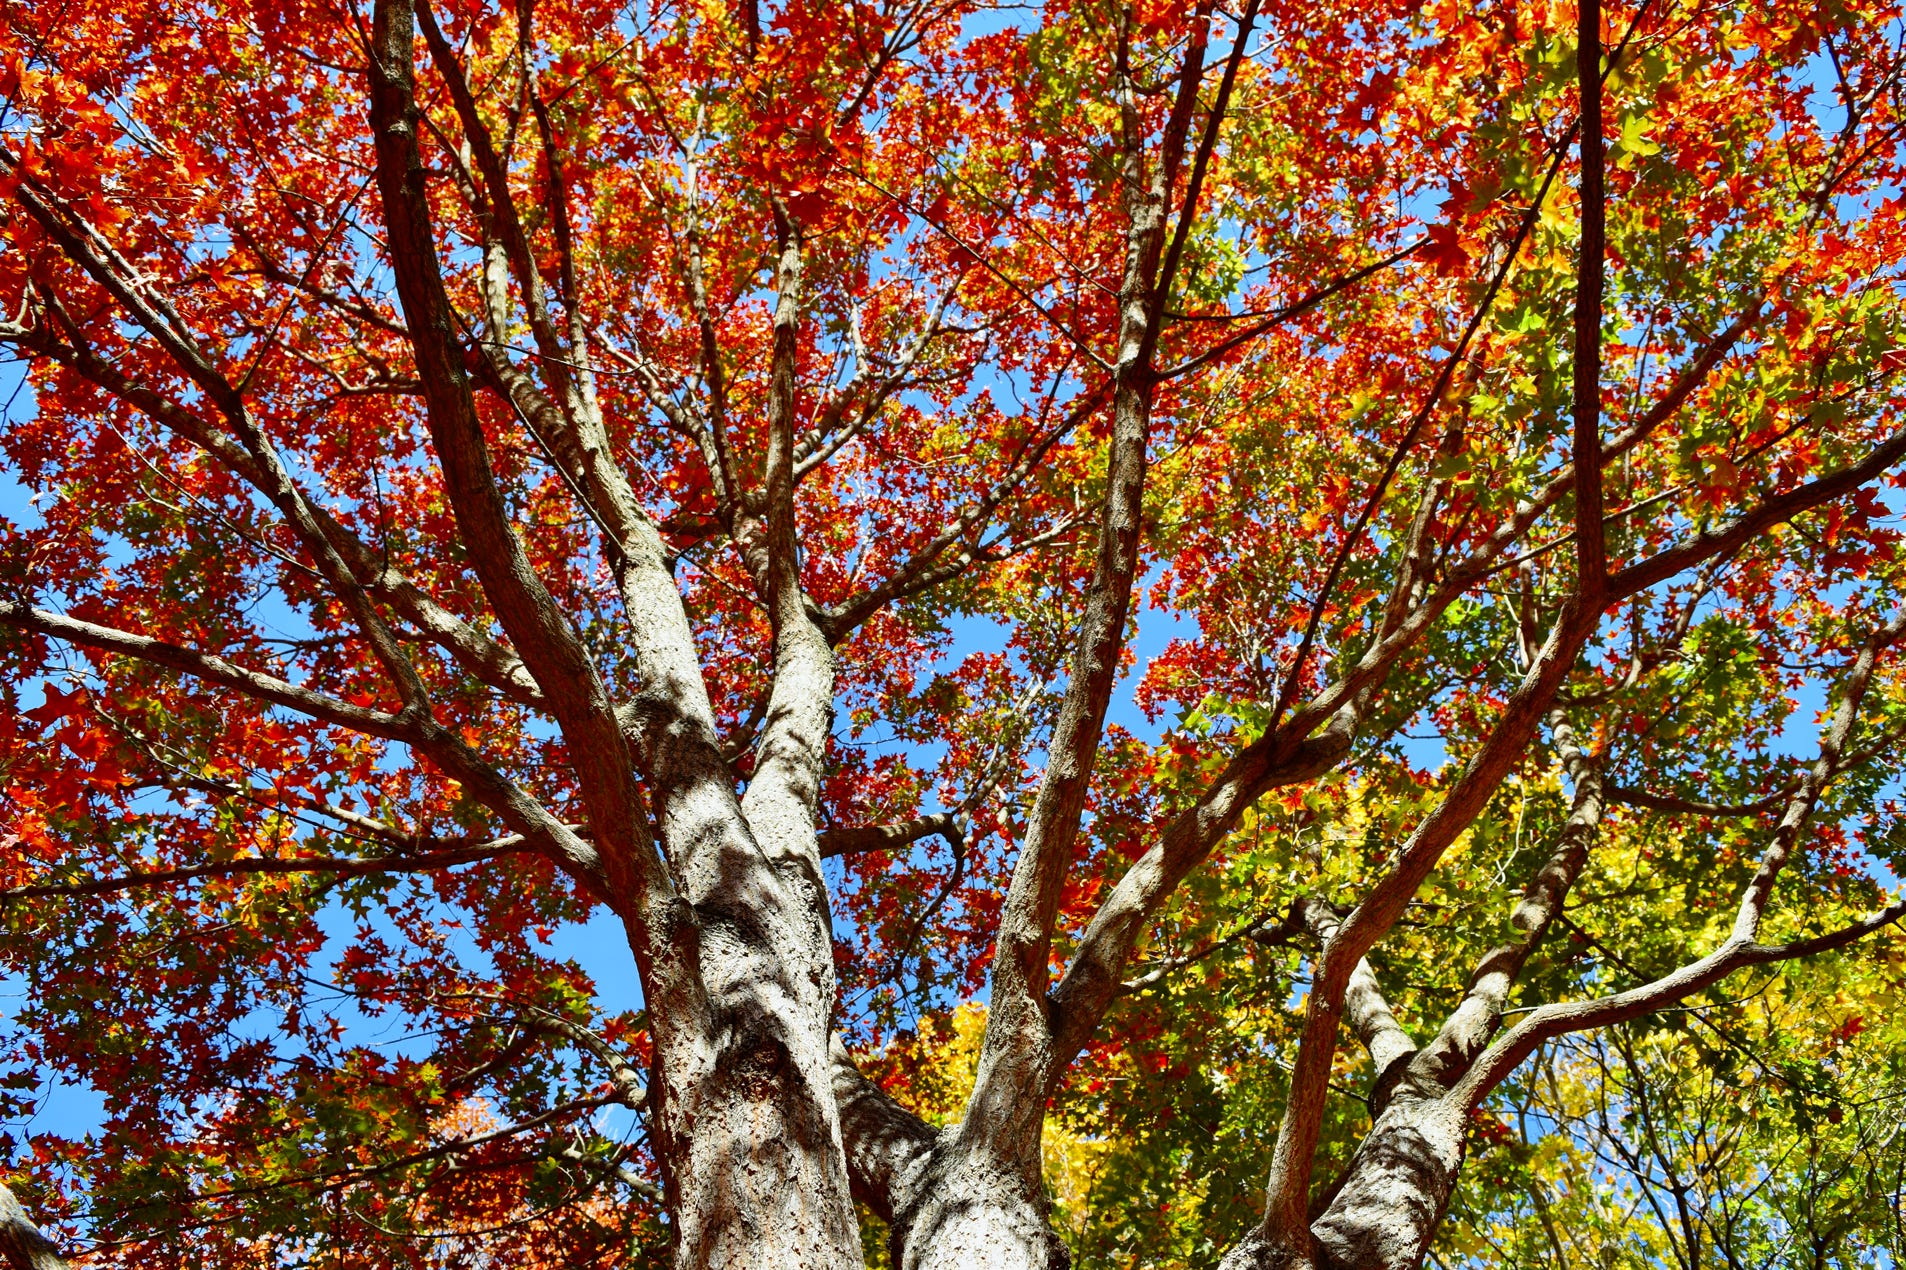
1572 0 1608 596
0 602 416 740
1403 712 1606 1100
366 0 663 921
737 206 840 874
1450 608 1906 1109
820 382 1108 641
962 6 1234 1167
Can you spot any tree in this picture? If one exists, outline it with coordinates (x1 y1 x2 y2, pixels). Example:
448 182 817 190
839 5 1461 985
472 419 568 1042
1 0 1904 1265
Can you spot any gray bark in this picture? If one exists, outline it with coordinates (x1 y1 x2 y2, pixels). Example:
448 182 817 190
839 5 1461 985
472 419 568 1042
1213 1097 1470 1270
894 1148 1070 1270
833 1041 1069 1270
365 9 859 1267
1307 1098 1467 1270
0 1184 67 1270
13 6 1905 1269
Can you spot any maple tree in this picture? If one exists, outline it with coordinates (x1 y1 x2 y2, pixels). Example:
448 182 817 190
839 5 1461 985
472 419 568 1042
2 0 1906 1265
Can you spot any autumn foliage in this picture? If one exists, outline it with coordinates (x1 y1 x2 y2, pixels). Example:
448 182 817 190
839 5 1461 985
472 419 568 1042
1 0 1905 1266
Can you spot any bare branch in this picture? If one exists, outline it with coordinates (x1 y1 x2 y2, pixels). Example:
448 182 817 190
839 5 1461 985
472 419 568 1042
1 841 529 901
415 0 582 424
818 812 966 859
556 1143 664 1203
794 271 966 480
1153 243 1422 382
15 203 435 716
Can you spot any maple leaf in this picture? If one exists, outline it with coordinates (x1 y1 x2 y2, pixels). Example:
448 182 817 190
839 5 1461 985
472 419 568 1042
1423 217 1470 275
23 684 85 727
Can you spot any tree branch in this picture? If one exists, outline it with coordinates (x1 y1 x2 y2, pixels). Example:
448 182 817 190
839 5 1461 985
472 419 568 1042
1450 608 1906 1110
1572 0 1608 596
818 812 966 859
0 602 414 739
964 7 1232 1167
1403 713 1605 1102
366 0 668 933
0 840 529 901
0 1182 69 1270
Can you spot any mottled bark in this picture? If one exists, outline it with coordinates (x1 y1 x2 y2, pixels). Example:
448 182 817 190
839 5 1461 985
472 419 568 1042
1214 1094 1468 1270
1306 1097 1467 1270
0 1184 66 1270
895 1151 1070 1270
832 1043 1068 1269
365 9 858 1267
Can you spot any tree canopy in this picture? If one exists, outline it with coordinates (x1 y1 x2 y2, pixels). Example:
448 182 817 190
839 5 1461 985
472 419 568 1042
0 0 1904 1266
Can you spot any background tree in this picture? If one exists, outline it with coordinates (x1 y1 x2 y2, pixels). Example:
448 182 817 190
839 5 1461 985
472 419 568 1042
0 0 1904 1267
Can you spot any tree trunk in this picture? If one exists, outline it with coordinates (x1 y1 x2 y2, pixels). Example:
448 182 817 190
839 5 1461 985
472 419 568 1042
364 2 864 1262
888 1143 1069 1270
1210 1097 1464 1270
844 1090 1468 1270
1217 1231 1315 1270
639 846 860 1270
653 1011 861 1270
1307 1096 1466 1270
833 1048 1069 1270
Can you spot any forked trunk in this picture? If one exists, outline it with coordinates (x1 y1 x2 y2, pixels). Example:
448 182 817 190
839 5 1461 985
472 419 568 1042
653 1021 861 1270
848 1069 1469 1270
1216 1231 1315 1270
888 1142 1069 1270
1308 1096 1466 1270
640 882 862 1269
